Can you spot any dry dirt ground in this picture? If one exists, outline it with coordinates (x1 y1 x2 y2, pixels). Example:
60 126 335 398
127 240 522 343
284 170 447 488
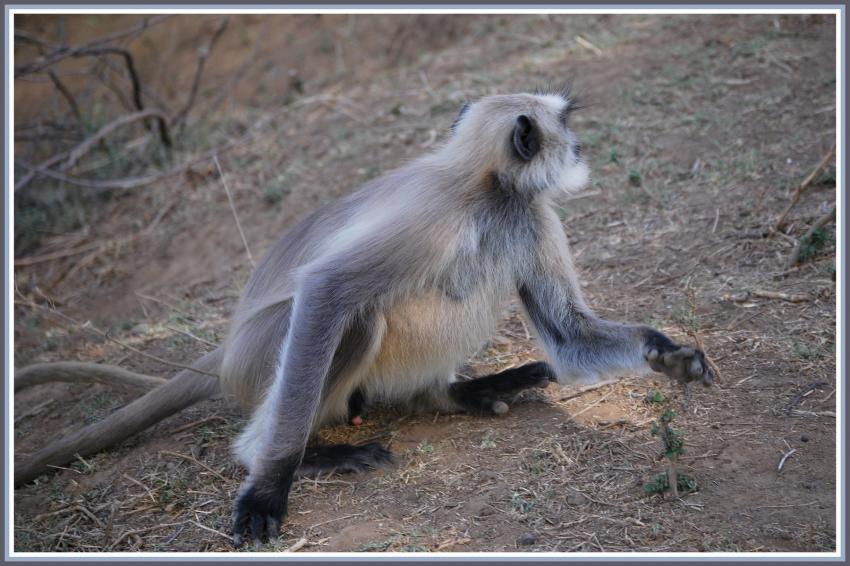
12 14 837 553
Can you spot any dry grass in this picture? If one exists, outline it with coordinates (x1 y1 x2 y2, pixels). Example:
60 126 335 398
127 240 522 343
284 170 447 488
13 13 836 553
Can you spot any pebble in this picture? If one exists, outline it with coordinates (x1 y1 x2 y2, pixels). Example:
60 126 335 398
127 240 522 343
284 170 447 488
517 533 538 546
800 433 810 442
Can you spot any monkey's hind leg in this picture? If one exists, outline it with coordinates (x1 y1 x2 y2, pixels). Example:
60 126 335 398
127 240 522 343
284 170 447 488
297 442 394 477
449 361 555 416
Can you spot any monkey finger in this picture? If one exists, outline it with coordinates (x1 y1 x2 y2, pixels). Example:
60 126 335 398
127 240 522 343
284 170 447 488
688 357 704 379
232 532 244 548
266 517 281 541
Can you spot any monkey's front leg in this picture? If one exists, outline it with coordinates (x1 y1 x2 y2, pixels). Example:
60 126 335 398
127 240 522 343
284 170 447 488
231 286 349 547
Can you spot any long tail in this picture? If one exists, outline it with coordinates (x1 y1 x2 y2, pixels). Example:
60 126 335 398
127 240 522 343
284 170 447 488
14 348 223 487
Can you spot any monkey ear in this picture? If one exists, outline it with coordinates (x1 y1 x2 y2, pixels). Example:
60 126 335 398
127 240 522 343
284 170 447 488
512 115 540 161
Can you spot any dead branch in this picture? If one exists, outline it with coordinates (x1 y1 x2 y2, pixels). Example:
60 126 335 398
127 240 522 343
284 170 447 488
556 380 618 402
200 21 269 122
16 136 238 192
15 199 171 266
14 15 172 77
785 381 829 416
774 144 836 232
172 18 229 130
63 109 169 170
71 46 171 148
15 108 169 193
46 69 83 126
723 289 810 303
15 362 166 393
786 203 836 268
16 26 173 150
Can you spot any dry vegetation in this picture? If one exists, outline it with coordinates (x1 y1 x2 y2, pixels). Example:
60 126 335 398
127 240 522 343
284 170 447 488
13 13 837 553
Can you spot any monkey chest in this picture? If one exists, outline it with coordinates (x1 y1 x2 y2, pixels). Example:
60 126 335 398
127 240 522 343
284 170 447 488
372 286 508 375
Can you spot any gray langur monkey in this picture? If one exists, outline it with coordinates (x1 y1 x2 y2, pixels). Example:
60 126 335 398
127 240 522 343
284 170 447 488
218 90 714 546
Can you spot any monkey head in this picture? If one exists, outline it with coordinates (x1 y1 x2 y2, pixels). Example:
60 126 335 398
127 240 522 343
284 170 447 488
445 91 590 197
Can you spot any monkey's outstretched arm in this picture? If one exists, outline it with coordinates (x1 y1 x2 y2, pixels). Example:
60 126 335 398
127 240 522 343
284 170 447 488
518 212 713 386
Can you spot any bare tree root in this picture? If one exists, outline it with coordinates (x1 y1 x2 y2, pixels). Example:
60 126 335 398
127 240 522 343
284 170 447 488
14 348 224 487
15 362 167 393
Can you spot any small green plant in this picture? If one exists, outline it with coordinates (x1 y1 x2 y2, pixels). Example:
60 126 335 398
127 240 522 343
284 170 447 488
798 227 832 262
627 168 642 187
608 148 620 163
644 409 697 497
416 440 434 454
524 450 553 476
510 492 536 514
645 389 666 404
480 429 499 449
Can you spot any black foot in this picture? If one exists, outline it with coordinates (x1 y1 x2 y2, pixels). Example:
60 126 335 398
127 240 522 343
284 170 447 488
449 361 555 416
297 442 394 477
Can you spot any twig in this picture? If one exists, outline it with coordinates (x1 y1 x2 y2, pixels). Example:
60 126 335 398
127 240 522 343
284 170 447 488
16 137 237 192
284 537 309 552
63 109 169 170
562 391 614 421
201 21 268 121
107 522 184 551
214 155 256 269
135 292 196 321
172 18 230 130
122 473 157 503
15 15 172 77
777 448 797 473
172 415 227 434
556 380 618 402
46 69 83 126
14 399 55 424
786 203 836 268
785 382 828 415
189 520 233 543
575 35 603 55
307 512 365 531
165 325 218 348
160 450 228 483
16 109 170 192
774 144 836 231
